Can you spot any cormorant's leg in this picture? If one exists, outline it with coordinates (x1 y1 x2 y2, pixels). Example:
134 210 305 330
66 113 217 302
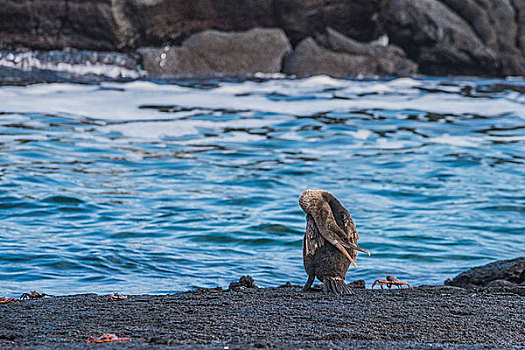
303 275 315 291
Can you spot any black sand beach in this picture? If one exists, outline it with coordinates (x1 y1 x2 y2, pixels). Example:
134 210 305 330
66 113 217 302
1 285 524 349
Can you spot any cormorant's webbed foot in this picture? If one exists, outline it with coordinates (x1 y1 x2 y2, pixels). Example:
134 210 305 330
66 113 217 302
323 277 353 295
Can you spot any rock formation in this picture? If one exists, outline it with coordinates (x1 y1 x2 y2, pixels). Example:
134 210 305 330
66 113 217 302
445 257 525 288
139 28 291 76
1 0 525 77
284 28 417 77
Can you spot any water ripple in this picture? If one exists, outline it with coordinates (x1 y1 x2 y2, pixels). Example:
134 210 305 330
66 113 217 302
0 77 524 294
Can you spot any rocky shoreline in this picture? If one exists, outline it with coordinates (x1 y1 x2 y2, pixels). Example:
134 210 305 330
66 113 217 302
1 258 524 349
1 285 524 349
1 0 525 80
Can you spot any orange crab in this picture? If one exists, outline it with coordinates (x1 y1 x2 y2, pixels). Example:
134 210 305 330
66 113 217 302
20 290 56 300
372 275 412 290
86 334 131 343
0 297 17 304
107 292 128 301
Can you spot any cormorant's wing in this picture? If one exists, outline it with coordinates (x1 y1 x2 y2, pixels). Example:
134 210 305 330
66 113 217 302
324 193 370 256
307 200 359 267
304 214 325 257
305 194 369 268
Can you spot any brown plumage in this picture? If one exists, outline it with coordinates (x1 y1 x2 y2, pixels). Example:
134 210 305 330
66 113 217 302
299 189 369 295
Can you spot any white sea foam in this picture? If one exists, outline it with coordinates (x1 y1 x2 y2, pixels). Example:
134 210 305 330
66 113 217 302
376 138 410 149
1 77 524 142
349 129 372 140
0 51 144 79
429 134 483 147
96 117 281 141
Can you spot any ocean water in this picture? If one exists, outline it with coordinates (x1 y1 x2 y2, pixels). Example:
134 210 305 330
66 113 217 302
0 76 524 295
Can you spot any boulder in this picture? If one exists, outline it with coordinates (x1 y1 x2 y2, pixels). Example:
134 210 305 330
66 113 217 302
348 279 366 289
0 0 124 50
381 0 525 76
228 275 258 291
445 257 525 288
438 0 525 76
319 27 417 76
512 0 525 56
283 37 373 78
0 0 386 51
283 28 417 78
127 0 387 48
273 0 385 45
125 0 276 46
1 0 525 77
139 28 291 76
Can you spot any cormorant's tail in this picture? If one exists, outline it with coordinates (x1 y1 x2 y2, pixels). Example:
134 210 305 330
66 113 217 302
323 277 353 295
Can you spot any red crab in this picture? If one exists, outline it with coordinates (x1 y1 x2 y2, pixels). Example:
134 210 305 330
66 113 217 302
86 334 131 343
0 297 17 304
20 290 56 300
372 275 412 290
107 292 128 301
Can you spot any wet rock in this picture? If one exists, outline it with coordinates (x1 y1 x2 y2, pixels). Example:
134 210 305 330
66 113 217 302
380 0 523 76
2 0 525 76
228 275 258 291
139 28 291 76
2 287 525 348
125 0 276 46
0 0 124 50
347 280 366 289
318 27 417 76
486 279 519 288
284 37 372 78
127 0 385 47
273 0 384 45
277 281 302 288
438 0 525 76
445 257 525 288
190 286 223 294
283 28 416 78
513 0 525 56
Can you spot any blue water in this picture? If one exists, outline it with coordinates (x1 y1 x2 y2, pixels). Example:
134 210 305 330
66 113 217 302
0 76 524 295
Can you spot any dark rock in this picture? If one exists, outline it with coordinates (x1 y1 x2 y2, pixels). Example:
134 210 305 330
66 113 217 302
319 27 417 76
125 0 276 47
512 0 525 56
228 275 258 291
190 286 223 294
0 0 384 50
347 279 366 289
438 0 525 76
274 0 385 45
2 0 525 76
486 279 518 288
139 28 291 76
126 0 389 48
445 257 525 288
277 281 302 288
0 0 124 50
2 287 525 348
284 37 373 78
283 29 416 78
381 0 500 76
